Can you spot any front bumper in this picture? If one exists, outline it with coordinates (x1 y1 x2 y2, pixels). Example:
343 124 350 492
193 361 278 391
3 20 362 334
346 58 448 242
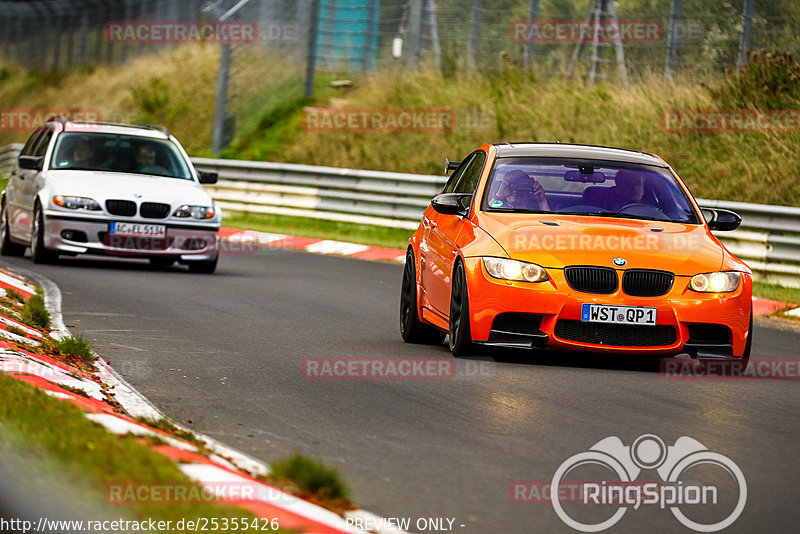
43 211 220 261
462 257 752 357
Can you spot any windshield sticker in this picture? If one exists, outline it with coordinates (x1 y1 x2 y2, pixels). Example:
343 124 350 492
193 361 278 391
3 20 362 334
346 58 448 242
490 200 504 208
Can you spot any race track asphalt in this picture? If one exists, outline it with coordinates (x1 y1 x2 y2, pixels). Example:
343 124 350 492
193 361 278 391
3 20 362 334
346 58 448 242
3 250 799 534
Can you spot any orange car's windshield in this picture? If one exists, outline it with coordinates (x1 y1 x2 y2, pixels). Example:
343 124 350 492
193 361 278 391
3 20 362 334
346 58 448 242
482 158 701 224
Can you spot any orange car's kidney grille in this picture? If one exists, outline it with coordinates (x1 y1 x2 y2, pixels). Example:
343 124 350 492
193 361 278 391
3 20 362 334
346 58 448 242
554 320 677 347
622 269 674 297
106 199 137 216
564 266 618 294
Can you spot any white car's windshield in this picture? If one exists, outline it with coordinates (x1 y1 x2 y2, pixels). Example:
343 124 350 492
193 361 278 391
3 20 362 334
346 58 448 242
482 158 701 224
49 132 193 180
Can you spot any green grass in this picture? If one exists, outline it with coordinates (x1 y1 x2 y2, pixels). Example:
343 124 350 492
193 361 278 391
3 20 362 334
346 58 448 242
268 453 350 503
20 294 50 330
0 374 285 531
55 335 95 364
133 416 204 447
4 287 25 303
224 211 412 250
752 280 800 306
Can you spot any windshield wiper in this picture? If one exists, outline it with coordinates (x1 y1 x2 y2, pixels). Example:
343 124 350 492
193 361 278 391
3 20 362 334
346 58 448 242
57 166 99 172
558 210 665 222
488 207 549 213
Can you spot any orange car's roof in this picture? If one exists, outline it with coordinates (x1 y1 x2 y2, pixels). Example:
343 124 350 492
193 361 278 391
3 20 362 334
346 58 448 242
492 143 667 167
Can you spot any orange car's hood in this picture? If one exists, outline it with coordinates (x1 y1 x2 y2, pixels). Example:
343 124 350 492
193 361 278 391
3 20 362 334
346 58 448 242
476 213 723 276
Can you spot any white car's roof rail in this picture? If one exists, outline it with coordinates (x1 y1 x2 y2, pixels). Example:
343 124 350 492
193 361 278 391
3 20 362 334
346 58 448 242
54 121 171 138
144 123 169 136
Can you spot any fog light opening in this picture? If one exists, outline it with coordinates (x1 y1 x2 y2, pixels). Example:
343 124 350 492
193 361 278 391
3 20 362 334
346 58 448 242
61 230 88 243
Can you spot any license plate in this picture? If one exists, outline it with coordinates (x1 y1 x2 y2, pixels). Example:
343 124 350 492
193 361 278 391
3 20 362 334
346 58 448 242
110 222 166 238
581 304 657 325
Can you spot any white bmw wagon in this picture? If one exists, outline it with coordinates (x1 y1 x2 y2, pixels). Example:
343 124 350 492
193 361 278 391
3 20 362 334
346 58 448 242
1 118 221 273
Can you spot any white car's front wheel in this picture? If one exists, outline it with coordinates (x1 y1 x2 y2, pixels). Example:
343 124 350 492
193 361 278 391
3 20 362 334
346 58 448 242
187 255 218 274
30 203 58 264
0 201 25 257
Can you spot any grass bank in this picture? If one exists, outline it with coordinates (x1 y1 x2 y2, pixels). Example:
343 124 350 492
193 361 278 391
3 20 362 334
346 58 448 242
0 374 270 531
3 48 799 205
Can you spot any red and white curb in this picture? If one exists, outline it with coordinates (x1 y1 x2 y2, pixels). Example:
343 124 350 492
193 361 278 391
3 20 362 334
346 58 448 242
752 296 799 316
221 227 796 317
0 263 410 534
220 227 407 263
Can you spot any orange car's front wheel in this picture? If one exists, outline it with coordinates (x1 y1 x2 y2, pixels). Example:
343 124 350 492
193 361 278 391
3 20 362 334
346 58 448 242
449 261 475 356
401 250 446 345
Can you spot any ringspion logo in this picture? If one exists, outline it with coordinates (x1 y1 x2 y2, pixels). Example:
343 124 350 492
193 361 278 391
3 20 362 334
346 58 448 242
550 434 746 532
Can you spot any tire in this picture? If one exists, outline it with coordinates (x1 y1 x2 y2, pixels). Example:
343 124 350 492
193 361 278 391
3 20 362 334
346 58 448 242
739 310 753 368
30 203 58 264
0 201 25 257
449 260 475 356
149 256 176 268
400 250 446 345
187 255 218 274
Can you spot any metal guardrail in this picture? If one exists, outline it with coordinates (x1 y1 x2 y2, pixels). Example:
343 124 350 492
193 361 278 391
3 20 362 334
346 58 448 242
2 144 800 286
0 144 23 175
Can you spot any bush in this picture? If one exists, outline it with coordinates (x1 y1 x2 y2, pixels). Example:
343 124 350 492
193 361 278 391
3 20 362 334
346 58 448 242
55 335 95 364
713 50 800 109
20 295 50 330
269 453 350 501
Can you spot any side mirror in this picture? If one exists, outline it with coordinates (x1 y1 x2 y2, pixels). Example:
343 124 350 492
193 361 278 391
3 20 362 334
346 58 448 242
431 193 471 216
197 170 218 184
444 158 461 175
18 155 44 171
701 208 741 231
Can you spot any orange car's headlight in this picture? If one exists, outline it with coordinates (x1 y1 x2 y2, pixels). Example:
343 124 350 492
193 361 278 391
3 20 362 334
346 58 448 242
690 271 741 293
483 257 548 283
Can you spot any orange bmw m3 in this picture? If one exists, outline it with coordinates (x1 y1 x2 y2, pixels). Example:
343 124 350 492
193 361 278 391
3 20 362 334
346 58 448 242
400 143 752 364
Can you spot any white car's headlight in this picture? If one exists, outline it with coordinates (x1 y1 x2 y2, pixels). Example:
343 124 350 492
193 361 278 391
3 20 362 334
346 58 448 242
173 205 216 219
52 195 101 211
483 257 548 282
690 271 741 293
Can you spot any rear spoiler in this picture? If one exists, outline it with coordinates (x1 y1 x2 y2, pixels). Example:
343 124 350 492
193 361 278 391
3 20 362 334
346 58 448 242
444 158 461 175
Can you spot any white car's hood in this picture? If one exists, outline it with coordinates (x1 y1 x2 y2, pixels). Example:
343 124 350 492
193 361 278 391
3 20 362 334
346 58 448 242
43 170 213 206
